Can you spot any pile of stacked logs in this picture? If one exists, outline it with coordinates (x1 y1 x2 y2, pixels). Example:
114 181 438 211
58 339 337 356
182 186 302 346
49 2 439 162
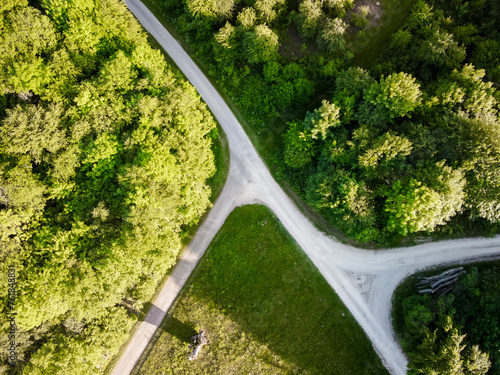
417 267 466 297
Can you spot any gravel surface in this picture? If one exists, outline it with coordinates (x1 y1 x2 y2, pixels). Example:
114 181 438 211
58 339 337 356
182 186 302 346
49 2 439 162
111 1 500 374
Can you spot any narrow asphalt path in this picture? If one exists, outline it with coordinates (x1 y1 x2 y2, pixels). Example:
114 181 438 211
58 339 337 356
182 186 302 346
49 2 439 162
112 1 500 374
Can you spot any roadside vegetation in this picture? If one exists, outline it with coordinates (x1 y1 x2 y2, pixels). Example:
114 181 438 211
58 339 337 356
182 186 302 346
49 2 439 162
148 0 500 245
137 205 389 374
393 261 500 374
0 0 225 373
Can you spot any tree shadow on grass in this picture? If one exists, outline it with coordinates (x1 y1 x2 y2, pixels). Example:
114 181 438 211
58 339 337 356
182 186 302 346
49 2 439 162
139 303 197 344
162 315 198 345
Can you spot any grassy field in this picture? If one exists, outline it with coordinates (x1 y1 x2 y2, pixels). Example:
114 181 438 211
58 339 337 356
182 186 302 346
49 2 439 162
135 205 389 375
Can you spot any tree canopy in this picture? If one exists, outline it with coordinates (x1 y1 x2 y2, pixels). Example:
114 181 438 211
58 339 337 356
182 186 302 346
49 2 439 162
0 0 217 373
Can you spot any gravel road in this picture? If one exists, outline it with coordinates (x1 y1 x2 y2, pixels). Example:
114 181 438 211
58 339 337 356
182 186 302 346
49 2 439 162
111 1 500 374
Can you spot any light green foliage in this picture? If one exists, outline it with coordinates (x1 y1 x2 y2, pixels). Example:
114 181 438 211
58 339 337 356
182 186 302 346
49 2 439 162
414 161 466 224
243 24 279 64
24 307 135 375
0 6 57 58
385 178 444 235
316 17 348 53
309 100 341 140
283 121 315 168
186 0 235 19
97 51 136 93
0 103 66 163
0 0 28 12
450 64 498 120
254 0 285 23
0 0 217 372
417 29 466 70
0 6 57 94
359 131 413 168
63 13 102 55
0 163 46 242
215 22 237 50
5 58 52 96
237 7 256 30
384 162 465 236
367 72 422 118
297 0 323 38
323 0 354 14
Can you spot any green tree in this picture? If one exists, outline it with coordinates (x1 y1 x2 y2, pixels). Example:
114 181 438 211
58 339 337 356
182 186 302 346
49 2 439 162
215 22 237 49
237 7 257 30
408 318 490 375
306 170 378 241
0 162 46 242
385 178 444 235
323 0 354 14
297 0 323 38
335 67 374 98
417 29 466 70
316 18 347 53
0 103 66 163
254 0 285 23
0 6 57 59
358 131 413 169
283 121 316 168
359 72 422 125
243 24 279 64
186 0 235 19
309 100 341 140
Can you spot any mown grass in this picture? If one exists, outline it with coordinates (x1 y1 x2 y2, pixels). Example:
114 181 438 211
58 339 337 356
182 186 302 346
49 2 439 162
136 205 389 375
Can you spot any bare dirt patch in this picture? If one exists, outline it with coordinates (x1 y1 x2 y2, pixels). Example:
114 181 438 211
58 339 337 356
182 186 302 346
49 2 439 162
352 0 383 28
279 24 318 60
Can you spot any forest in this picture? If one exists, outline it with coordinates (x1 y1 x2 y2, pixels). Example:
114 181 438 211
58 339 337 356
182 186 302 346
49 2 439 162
0 0 217 373
159 0 500 245
394 264 500 374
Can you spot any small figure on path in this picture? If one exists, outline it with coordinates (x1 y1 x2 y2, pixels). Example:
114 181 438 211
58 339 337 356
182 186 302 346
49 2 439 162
188 331 209 361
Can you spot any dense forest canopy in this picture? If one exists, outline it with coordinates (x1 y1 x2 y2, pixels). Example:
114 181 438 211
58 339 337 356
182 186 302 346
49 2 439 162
395 265 500 374
283 0 500 243
161 0 500 244
0 0 217 373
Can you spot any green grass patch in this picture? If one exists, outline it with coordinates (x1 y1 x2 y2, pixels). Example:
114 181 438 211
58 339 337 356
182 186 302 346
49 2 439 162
136 205 389 374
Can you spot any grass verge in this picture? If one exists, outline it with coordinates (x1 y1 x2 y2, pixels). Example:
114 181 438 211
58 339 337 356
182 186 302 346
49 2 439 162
135 205 389 375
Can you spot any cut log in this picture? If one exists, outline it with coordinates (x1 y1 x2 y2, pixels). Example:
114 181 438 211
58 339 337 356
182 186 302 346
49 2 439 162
415 268 466 296
418 288 433 294
430 271 466 289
